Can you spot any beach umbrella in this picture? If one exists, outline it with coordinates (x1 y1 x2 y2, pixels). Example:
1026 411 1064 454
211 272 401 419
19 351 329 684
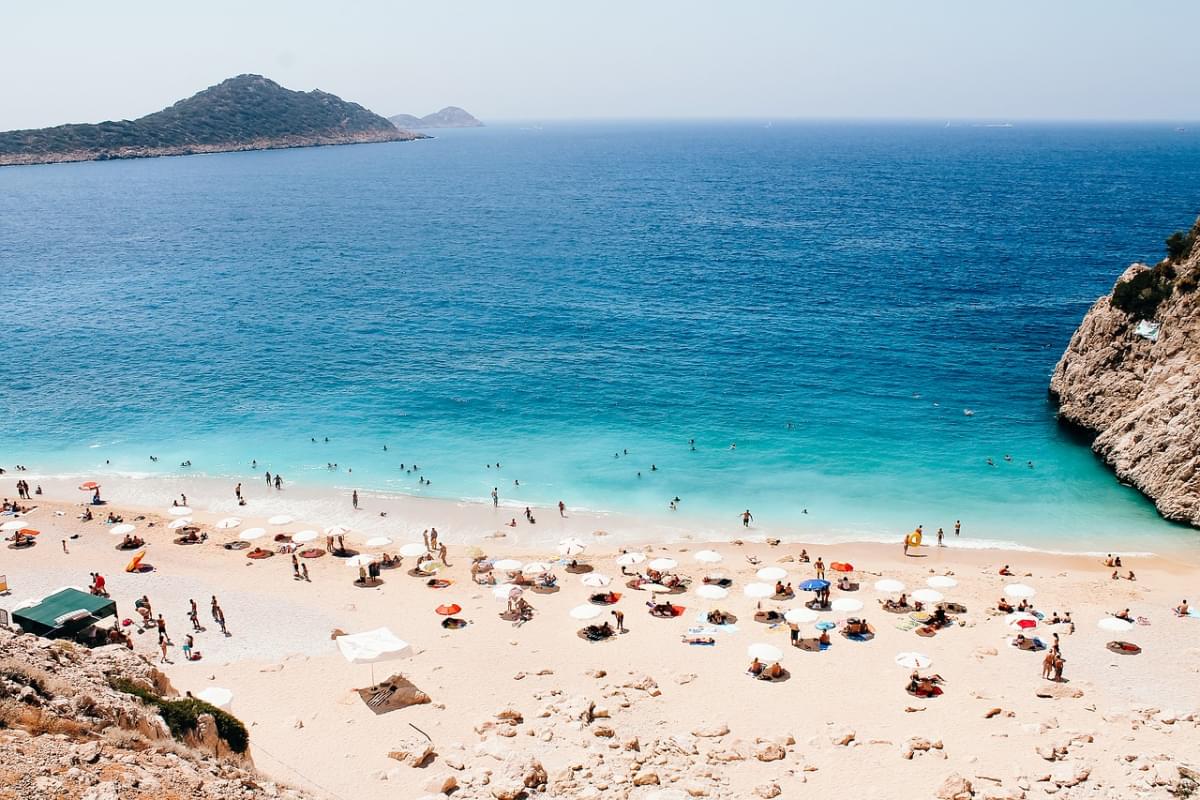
109 523 136 536
927 576 958 589
522 561 552 575
799 579 830 592
784 607 818 624
641 583 671 594
581 573 612 588
292 530 319 543
345 554 377 568
78 481 100 491
215 517 241 530
1004 612 1038 628
894 652 932 669
830 562 854 572
324 524 351 537
436 604 462 616
648 557 678 571
912 589 944 604
1 520 27 531
557 537 587 556
399 542 428 558
874 579 906 593
168 507 192 516
814 620 836 631
747 643 783 662
1003 583 1036 599
493 584 522 601
831 598 864 612
167 517 193 530
268 514 294 525
1013 618 1037 630
743 582 774 599
418 559 440 573
239 527 267 541
694 550 723 564
336 627 412 683
570 604 603 620
616 552 646 566
364 536 393 548
696 584 728 600
196 687 233 711
493 558 522 571
1098 617 1133 632
756 566 787 582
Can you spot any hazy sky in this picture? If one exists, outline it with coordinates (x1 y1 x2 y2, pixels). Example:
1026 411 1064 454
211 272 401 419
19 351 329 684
4 1 1198 129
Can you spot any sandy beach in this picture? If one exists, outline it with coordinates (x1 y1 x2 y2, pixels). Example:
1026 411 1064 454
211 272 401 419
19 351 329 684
3 478 1198 799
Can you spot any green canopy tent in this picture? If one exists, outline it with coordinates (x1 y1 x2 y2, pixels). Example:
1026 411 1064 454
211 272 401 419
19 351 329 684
12 588 116 639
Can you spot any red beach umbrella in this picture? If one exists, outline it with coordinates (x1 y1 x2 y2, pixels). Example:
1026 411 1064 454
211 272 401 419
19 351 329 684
436 604 462 616
18 529 40 536
831 562 854 572
79 481 100 491
1016 618 1037 629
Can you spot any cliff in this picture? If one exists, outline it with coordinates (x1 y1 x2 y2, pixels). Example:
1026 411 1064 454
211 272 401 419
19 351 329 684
0 74 422 167
389 106 482 129
1050 218 1200 527
0 627 310 799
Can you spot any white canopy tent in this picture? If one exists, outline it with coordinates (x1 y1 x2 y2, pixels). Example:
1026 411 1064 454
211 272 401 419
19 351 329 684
336 627 413 683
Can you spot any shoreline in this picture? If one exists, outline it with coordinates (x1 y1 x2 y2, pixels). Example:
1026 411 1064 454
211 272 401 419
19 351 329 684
12 470 1198 563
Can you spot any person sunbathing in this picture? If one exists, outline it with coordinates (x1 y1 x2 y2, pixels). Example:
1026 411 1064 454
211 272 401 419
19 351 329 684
80 508 93 521
707 609 733 625
907 671 944 697
754 609 784 623
1126 570 1136 581
765 662 784 680
883 594 909 611
380 553 400 567
818 629 831 647
748 657 764 676
837 575 852 590
798 549 810 563
844 618 870 636
584 621 614 640
537 573 558 588
106 512 123 524
997 598 1014 612
590 591 619 605
648 601 676 618
1176 600 1190 616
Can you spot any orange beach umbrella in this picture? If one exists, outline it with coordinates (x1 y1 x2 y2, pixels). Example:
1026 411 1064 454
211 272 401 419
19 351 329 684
79 481 100 491
830 562 854 572
436 604 462 616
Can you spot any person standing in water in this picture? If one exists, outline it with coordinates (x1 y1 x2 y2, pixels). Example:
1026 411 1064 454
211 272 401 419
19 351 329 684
352 490 359 510
492 488 499 508
937 527 944 546
558 500 566 517
741 509 753 528
954 520 961 537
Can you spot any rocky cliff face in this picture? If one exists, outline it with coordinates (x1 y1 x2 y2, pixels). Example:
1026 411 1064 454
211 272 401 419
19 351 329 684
0 628 310 800
1050 220 1200 527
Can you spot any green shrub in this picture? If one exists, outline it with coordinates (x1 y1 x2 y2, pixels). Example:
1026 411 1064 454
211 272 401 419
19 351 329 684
1166 229 1195 262
1111 265 1174 320
109 678 248 754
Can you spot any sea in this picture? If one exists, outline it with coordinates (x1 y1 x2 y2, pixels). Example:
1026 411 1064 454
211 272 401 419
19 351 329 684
3 121 1200 554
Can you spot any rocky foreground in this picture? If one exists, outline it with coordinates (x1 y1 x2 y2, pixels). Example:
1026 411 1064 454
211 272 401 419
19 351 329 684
1051 219 1200 527
0 628 310 800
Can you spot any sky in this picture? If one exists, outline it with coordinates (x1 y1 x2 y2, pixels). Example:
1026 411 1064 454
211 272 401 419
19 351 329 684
3 1 1199 129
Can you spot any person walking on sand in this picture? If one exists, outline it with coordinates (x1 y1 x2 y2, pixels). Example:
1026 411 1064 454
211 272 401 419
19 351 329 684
182 634 194 661
741 509 753 528
159 638 170 664
215 605 229 636
438 542 449 566
188 599 201 631
292 553 300 579
1041 649 1055 679
210 595 220 623
301 563 310 582
156 614 172 645
612 609 625 633
352 490 359 510
558 500 566 517
937 527 944 547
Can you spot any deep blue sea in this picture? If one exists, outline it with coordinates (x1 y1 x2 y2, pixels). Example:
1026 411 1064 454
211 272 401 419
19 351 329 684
3 122 1199 551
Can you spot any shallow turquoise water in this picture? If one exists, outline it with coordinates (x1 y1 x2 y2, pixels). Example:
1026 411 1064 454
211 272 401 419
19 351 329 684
3 121 1199 551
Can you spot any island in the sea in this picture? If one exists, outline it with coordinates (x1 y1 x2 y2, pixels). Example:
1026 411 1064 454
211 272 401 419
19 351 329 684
0 74 422 167
389 106 483 129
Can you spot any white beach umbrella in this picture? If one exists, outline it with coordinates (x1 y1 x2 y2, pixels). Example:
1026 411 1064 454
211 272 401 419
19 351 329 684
747 643 783 662
268 514 294 525
581 573 612 588
895 652 932 669
694 550 723 564
215 517 241 530
345 554 378 568
167 517 193 530
912 589 944 604
493 584 522 601
743 582 774 599
616 552 646 566
1098 616 1134 632
831 598 864 613
648 557 678 571
335 627 412 683
109 523 136 536
364 536 393 548
927 575 958 589
522 561 552 575
196 687 233 710
399 542 428 558
696 584 729 600
324 524 351 537
557 537 587 556
569 604 603 621
239 527 267 541
168 506 192 516
874 579 906 593
1 520 27 531
784 607 818 624
1003 583 1036 599
292 530 319 543
756 566 788 582
493 558 522 571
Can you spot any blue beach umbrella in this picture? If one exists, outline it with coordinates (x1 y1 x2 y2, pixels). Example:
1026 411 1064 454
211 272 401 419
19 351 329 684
815 620 837 631
800 579 830 592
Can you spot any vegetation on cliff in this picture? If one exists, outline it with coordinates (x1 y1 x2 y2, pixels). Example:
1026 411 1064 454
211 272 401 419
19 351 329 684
0 74 418 166
1110 219 1200 319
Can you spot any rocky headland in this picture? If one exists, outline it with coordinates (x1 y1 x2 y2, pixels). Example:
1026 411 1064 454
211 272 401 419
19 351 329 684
389 106 483 129
1050 218 1200 527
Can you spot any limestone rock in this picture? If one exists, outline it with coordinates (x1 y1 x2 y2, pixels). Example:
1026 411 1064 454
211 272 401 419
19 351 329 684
754 782 782 798
936 773 974 799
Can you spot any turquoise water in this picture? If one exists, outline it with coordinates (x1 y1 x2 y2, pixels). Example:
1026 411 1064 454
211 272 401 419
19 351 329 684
3 122 1199 551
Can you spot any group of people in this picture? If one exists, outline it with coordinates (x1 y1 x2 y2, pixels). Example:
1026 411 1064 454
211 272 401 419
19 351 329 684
13 479 39 500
